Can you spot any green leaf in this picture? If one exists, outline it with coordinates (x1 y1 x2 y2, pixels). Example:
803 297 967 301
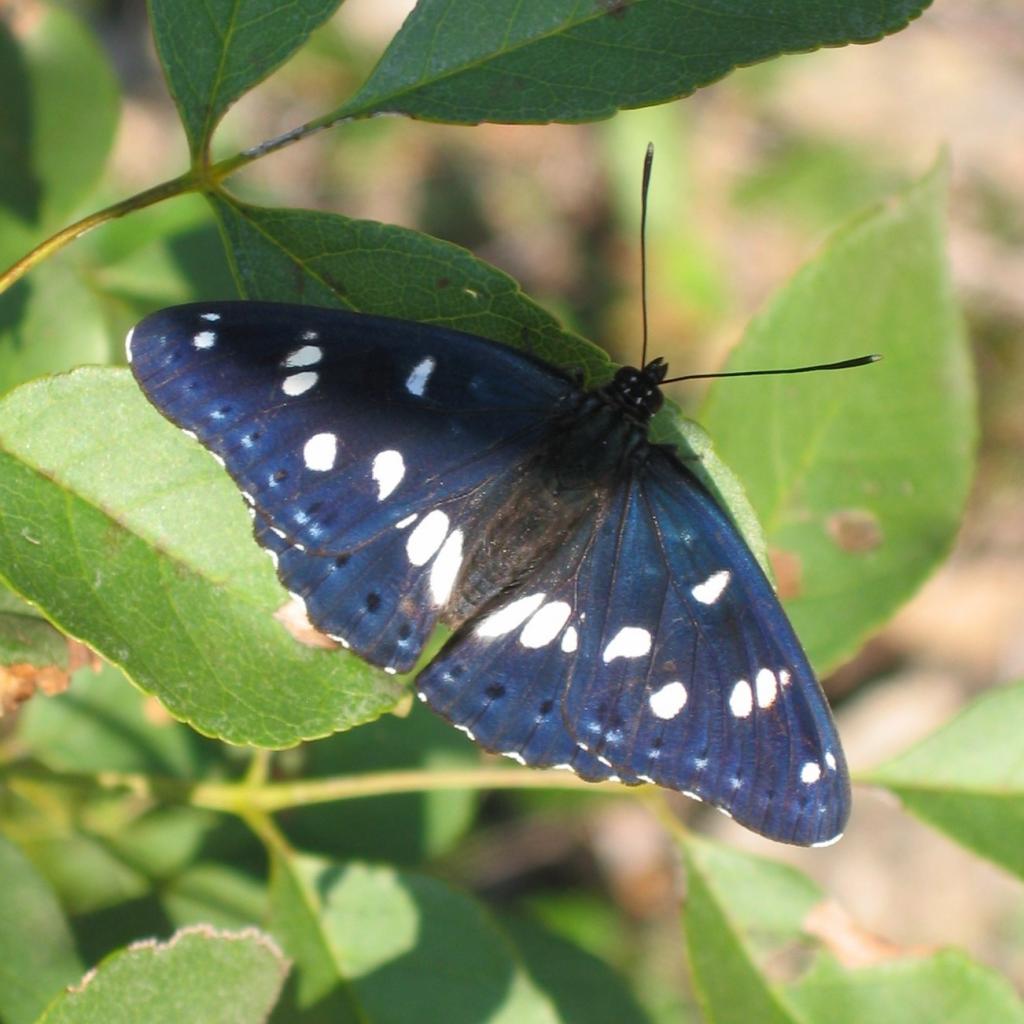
732 136 905 231
282 704 479 864
701 158 975 670
0 835 83 1024
501 916 651 1024
149 0 342 158
0 368 402 746
208 193 611 382
209 193 770 568
265 853 362 1024
684 837 823 948
7 818 152 918
269 854 561 1023
0 7 119 254
0 584 67 668
0 261 110 397
785 950 1024 1024
338 0 932 125
38 926 288 1024
20 663 221 777
863 681 1024 879
681 838 817 1024
8 796 257 926
161 864 269 932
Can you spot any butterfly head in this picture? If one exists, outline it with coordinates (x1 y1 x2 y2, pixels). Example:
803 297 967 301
604 357 667 422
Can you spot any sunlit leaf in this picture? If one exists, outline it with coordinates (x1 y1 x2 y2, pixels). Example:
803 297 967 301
702 159 974 670
864 681 1024 880
0 369 402 747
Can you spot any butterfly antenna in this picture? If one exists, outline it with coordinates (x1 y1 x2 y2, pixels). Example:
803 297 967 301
640 142 654 369
663 353 881 385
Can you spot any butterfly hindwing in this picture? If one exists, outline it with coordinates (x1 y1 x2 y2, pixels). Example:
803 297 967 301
420 449 849 846
414 508 642 786
128 302 574 671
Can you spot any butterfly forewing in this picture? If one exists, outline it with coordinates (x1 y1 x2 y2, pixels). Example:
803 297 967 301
128 302 573 671
129 300 850 846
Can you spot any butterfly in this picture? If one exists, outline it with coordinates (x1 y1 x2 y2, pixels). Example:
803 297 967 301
127 301 850 847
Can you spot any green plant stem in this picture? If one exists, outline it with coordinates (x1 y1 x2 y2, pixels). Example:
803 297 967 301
192 766 612 812
0 111 362 298
245 747 273 786
0 170 199 295
238 804 293 856
2 762 624 816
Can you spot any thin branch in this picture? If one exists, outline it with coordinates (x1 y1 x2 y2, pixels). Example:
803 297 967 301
0 108 369 297
0 170 199 295
2 761 626 816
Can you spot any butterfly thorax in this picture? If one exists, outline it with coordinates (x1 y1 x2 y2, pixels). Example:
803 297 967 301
443 376 656 628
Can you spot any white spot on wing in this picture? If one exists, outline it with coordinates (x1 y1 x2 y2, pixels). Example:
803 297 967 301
779 669 792 687
429 529 463 605
372 449 405 500
301 329 318 341
476 592 546 638
502 751 527 766
691 569 731 604
193 331 216 349
395 513 418 530
284 344 322 368
405 356 436 397
649 681 687 720
811 832 844 849
200 312 220 321
520 601 572 649
406 509 449 566
303 432 337 472
825 751 837 771
602 626 651 663
124 326 135 363
729 679 753 718
800 761 822 784
282 371 318 396
560 625 578 653
755 668 778 709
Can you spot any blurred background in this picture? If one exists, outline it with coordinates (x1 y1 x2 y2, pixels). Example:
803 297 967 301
6 1 1024 1018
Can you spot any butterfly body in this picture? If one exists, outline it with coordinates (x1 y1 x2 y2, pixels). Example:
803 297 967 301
446 376 660 625
128 301 850 846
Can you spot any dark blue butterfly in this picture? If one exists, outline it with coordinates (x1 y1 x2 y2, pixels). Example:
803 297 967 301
127 301 850 846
